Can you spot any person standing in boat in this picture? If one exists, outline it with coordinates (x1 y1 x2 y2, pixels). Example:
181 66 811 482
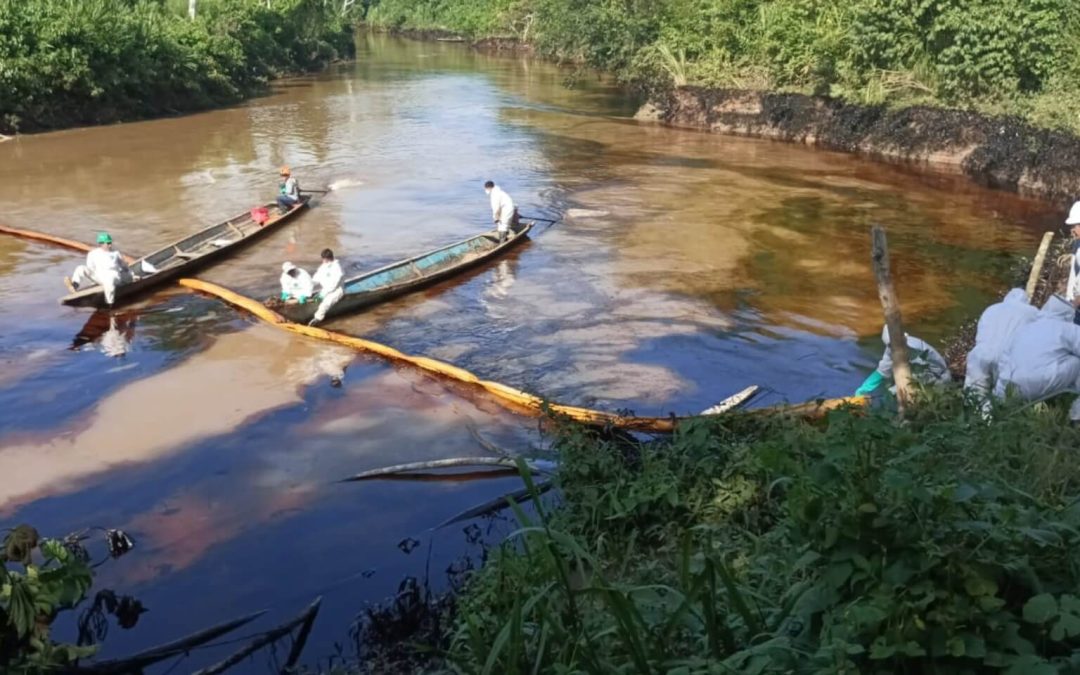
279 262 314 304
484 180 518 242
277 166 301 213
310 248 344 326
64 232 133 305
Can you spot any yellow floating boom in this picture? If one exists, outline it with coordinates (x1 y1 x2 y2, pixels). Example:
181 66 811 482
0 223 866 432
178 278 866 432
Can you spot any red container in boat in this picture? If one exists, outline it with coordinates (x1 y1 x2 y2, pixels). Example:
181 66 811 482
251 207 270 225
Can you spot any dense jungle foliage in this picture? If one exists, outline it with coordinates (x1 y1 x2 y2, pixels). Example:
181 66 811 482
0 0 355 133
440 391 1080 673
364 0 1080 133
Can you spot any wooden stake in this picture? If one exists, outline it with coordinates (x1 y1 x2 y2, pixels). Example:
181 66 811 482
1025 232 1055 303
870 225 913 413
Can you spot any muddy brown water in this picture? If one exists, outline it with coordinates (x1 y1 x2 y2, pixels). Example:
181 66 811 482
0 34 1064 670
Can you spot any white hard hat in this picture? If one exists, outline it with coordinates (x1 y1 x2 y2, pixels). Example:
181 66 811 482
282 262 296 273
1066 201 1080 226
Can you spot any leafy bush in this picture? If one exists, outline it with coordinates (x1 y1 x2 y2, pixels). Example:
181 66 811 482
446 390 1080 672
0 0 355 133
1 524 137 673
363 0 1080 132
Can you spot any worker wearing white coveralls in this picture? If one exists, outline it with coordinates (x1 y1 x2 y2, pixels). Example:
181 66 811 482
855 325 951 396
1065 201 1080 324
67 232 133 305
963 288 1040 397
310 248 344 325
279 262 314 303
484 180 517 242
994 294 1080 422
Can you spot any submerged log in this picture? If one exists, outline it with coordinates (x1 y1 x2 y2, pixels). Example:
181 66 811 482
191 597 322 675
342 457 556 482
699 385 760 415
72 610 266 674
435 480 555 530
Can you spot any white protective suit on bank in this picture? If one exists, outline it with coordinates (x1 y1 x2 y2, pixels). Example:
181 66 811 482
1067 241 1080 305
279 263 314 301
311 258 344 323
963 288 1040 397
72 247 132 305
994 294 1080 421
857 325 951 395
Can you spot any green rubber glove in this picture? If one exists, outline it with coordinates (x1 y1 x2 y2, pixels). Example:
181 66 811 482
280 291 289 301
855 371 885 396
298 295 308 304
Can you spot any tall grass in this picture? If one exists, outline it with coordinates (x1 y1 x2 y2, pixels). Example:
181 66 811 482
443 389 1080 673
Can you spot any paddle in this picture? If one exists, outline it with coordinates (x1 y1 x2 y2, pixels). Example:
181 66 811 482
520 214 559 224
300 188 331 195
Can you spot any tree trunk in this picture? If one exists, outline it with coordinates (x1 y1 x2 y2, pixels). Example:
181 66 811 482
870 225 913 414
188 0 196 20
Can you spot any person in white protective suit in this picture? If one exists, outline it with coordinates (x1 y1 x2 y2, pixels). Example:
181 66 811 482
65 232 134 305
855 325 951 396
484 180 519 243
309 248 344 326
279 262 314 303
963 288 1040 397
1065 201 1080 324
994 294 1080 422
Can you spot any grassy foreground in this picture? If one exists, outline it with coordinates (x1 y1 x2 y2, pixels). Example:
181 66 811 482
435 390 1080 673
363 0 1080 134
0 0 355 134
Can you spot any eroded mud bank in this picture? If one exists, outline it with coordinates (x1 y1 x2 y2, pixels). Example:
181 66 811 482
639 88 1080 204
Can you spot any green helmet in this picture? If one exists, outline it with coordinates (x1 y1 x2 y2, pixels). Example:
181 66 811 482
97 232 113 244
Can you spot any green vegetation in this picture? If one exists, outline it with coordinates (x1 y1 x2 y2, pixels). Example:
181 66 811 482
1 525 136 673
442 391 1080 672
363 0 1080 133
0 0 355 134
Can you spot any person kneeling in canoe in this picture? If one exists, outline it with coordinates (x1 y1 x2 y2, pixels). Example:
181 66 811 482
280 262 314 304
277 166 301 213
309 248 344 326
484 180 519 243
64 232 134 305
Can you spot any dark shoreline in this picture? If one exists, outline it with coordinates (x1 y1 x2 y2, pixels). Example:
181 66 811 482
638 87 1080 206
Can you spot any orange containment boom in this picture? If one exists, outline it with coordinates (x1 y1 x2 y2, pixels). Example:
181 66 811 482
177 278 867 432
0 222 137 264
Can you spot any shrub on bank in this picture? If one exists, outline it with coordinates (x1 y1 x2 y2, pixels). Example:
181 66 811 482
0 0 355 134
362 0 1080 133
447 390 1080 672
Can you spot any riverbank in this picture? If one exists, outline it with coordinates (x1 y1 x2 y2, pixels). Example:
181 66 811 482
637 88 1080 204
0 0 355 135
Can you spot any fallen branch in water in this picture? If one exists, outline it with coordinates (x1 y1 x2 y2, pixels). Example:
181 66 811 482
435 480 555 530
72 610 266 674
699 385 760 415
191 597 322 675
343 457 556 482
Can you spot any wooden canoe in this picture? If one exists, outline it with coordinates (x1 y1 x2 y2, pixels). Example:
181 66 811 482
59 197 310 308
275 222 532 324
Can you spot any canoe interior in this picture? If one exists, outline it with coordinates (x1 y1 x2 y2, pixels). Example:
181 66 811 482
278 224 531 323
61 199 307 307
346 232 503 294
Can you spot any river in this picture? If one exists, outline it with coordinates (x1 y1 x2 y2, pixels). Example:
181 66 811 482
0 33 1062 671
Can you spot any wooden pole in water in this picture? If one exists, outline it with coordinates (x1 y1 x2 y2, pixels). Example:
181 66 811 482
870 225 913 414
1025 232 1055 303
